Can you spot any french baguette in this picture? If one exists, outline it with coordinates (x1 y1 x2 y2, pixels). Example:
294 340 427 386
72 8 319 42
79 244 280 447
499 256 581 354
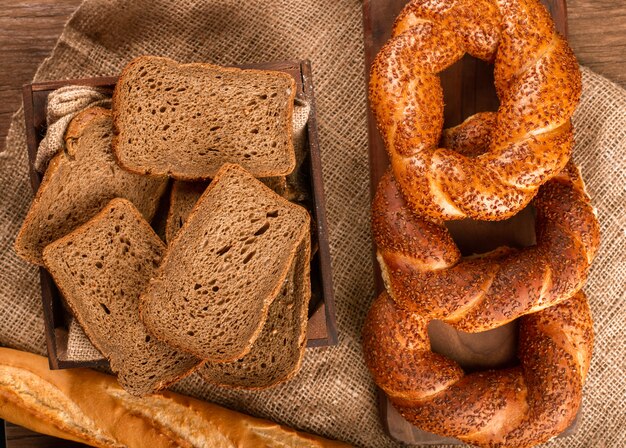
0 347 350 447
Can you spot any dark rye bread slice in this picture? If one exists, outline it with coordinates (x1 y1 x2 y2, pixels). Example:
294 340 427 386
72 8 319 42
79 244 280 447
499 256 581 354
165 176 287 244
42 198 201 396
14 107 167 265
199 233 310 389
140 163 310 362
112 56 297 180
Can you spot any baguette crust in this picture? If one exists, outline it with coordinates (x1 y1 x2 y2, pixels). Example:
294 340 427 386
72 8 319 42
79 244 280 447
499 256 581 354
0 348 349 447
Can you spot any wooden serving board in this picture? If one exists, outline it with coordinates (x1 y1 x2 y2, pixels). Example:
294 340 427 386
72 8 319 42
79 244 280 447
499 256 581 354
22 60 338 370
363 0 578 445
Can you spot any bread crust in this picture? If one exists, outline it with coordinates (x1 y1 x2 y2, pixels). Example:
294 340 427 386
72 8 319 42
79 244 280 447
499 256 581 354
112 56 297 180
0 348 349 447
372 114 600 332
14 107 111 264
198 231 311 390
366 69 598 445
369 0 582 221
14 106 167 265
165 180 209 244
362 290 593 447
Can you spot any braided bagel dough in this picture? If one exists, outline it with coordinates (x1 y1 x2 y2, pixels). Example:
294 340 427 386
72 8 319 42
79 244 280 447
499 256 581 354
362 290 593 448
372 112 599 332
369 0 581 221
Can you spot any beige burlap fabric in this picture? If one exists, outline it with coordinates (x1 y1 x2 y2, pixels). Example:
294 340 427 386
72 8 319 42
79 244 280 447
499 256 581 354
66 318 103 361
35 85 112 172
0 1 624 447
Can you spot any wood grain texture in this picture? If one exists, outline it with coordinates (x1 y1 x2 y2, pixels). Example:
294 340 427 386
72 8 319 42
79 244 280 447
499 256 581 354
569 0 626 87
2 0 624 154
5 422 86 448
0 0 82 146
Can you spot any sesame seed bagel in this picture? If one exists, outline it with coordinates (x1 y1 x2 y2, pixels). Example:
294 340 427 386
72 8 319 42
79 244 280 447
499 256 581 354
372 112 599 332
369 0 581 221
362 290 593 448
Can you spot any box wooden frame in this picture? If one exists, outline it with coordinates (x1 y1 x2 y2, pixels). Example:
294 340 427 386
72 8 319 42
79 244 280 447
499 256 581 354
22 60 338 370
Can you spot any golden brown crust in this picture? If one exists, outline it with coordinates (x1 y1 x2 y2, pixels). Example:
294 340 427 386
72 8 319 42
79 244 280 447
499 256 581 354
369 0 581 221
362 291 593 447
367 66 597 446
0 390 95 446
0 348 350 447
362 292 464 405
440 112 496 157
371 110 600 332
374 162 599 332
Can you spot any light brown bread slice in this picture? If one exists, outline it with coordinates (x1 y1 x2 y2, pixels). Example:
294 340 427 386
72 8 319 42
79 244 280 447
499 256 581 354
165 177 287 244
199 232 310 389
165 180 209 244
149 181 173 243
140 163 310 362
112 56 296 180
42 198 201 396
14 107 167 265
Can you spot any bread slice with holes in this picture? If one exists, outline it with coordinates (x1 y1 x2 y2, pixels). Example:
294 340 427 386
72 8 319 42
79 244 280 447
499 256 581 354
165 180 209 244
165 177 287 244
140 163 310 362
112 56 296 180
14 107 167 265
199 232 310 389
42 198 201 396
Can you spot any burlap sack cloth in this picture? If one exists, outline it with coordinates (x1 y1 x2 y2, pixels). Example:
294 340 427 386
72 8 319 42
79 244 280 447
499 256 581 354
0 1 624 447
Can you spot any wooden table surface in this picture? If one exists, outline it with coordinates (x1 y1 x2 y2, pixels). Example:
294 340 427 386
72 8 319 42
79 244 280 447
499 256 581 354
0 0 624 446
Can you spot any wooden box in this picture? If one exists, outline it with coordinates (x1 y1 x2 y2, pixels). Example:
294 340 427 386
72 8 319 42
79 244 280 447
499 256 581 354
363 0 579 444
22 60 338 370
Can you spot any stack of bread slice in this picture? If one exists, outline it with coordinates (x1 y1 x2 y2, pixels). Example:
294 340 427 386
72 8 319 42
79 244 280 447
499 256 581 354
14 56 312 395
142 163 310 387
